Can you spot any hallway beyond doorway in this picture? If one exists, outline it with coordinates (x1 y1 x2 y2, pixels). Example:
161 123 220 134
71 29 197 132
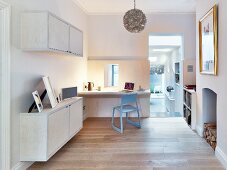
149 34 184 118
150 95 182 118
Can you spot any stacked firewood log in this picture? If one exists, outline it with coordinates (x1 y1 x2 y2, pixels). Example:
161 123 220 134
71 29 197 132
204 123 217 150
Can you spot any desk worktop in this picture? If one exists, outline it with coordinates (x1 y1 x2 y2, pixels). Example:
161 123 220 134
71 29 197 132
78 90 150 98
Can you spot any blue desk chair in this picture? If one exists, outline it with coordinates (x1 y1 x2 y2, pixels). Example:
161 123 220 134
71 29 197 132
112 93 141 133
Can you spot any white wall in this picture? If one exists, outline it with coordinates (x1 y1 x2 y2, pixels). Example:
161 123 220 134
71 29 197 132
170 49 183 113
165 54 175 89
4 0 88 168
0 8 2 170
88 59 150 90
196 0 227 167
88 13 196 60
202 88 217 124
167 49 182 87
87 13 196 98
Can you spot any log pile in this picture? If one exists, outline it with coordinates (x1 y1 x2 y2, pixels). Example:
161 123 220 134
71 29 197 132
204 123 217 150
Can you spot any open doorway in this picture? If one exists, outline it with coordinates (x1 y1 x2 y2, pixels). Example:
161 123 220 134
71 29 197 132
149 34 183 118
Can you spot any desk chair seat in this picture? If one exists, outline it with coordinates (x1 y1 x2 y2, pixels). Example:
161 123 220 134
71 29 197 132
114 105 137 113
112 93 141 133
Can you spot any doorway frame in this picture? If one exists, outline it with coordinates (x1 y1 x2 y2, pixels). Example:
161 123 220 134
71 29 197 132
0 1 11 170
148 33 185 116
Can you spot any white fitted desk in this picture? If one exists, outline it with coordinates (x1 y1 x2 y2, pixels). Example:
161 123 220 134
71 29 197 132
78 90 150 118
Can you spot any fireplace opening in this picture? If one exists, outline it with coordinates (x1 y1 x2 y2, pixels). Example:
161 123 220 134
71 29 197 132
202 88 217 150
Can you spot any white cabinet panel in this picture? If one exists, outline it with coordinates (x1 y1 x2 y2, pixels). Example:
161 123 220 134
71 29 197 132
20 97 83 161
69 99 83 137
48 107 69 156
20 116 47 161
48 14 69 52
21 12 48 49
69 26 83 56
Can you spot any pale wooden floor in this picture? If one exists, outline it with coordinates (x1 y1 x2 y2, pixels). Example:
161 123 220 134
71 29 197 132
29 118 224 170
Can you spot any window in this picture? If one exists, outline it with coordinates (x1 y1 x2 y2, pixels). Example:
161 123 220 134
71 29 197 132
111 65 119 86
104 64 119 87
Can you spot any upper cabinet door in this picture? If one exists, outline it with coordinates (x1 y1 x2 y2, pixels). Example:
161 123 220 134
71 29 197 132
48 14 69 52
69 26 83 56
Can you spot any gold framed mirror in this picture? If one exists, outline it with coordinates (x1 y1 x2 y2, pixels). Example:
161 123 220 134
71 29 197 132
199 5 218 75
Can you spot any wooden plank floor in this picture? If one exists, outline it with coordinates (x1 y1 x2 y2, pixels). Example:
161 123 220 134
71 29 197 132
29 118 224 170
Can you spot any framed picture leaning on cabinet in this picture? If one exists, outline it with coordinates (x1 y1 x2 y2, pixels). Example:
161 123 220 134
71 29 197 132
42 76 58 108
199 4 218 75
32 91 43 112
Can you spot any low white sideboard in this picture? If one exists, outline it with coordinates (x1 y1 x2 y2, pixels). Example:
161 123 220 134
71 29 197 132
20 97 83 161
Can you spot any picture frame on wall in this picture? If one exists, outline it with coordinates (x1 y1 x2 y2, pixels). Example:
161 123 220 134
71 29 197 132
199 5 218 75
32 91 43 112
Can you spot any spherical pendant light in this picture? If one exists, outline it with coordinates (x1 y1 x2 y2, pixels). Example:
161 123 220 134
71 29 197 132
123 0 147 33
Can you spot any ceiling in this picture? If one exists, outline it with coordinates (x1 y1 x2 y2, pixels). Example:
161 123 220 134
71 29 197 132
149 35 182 58
149 46 180 57
73 0 196 14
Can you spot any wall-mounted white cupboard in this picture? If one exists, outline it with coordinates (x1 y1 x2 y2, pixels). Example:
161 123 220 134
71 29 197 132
21 11 83 56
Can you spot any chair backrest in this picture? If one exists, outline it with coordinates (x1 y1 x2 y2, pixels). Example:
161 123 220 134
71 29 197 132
121 93 137 105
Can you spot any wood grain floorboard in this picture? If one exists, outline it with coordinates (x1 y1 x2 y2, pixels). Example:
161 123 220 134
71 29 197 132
29 118 224 170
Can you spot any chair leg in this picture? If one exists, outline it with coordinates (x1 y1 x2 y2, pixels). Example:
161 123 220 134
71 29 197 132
112 109 124 133
137 109 141 128
120 111 123 133
126 110 141 128
112 108 115 126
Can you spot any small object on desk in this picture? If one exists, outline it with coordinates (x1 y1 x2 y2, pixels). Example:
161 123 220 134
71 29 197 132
97 86 101 91
88 82 94 91
138 85 145 91
124 82 134 91
83 82 88 91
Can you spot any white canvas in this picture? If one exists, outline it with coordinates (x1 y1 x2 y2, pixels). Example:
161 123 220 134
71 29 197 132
42 76 58 108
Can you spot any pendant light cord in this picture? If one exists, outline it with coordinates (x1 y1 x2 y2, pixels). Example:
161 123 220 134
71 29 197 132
134 0 136 9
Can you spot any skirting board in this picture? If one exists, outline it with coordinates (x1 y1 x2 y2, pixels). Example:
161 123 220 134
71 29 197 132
196 124 203 137
216 146 227 169
11 162 34 170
